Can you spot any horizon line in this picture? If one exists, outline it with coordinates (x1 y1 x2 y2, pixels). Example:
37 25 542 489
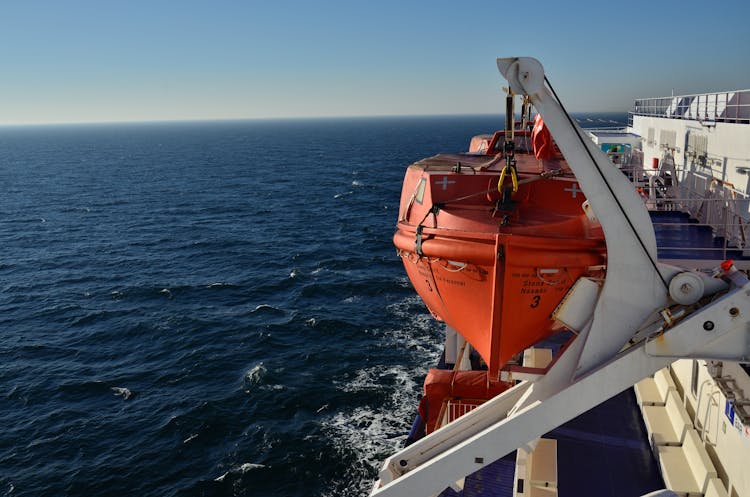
0 110 630 128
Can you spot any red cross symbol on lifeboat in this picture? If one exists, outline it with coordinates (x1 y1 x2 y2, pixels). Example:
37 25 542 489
436 176 456 191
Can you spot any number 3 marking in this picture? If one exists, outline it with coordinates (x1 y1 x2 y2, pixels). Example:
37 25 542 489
530 295 541 308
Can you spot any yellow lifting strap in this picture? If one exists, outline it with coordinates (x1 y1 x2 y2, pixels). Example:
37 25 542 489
498 164 519 193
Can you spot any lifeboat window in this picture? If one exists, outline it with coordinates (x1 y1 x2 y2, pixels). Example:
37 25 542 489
415 178 427 204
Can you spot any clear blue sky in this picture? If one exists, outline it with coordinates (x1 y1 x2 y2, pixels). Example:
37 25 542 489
1 0 748 124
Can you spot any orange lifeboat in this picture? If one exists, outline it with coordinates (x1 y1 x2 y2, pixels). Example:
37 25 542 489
394 129 606 378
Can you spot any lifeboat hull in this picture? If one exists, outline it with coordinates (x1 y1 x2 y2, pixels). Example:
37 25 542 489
394 153 606 376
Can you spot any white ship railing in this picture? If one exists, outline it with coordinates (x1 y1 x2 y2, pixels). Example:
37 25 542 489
583 130 750 260
629 89 750 125
436 399 484 430
643 170 750 263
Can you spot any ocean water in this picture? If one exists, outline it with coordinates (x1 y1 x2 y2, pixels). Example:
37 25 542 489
0 113 626 497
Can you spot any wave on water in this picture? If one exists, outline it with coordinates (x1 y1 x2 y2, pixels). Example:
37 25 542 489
319 294 442 495
110 386 133 400
214 462 267 482
243 363 267 387
249 304 285 315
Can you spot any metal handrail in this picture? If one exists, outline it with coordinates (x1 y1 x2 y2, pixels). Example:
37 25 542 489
436 398 485 430
640 163 750 264
629 89 750 124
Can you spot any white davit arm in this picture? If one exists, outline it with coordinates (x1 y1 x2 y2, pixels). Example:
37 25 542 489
497 56 668 377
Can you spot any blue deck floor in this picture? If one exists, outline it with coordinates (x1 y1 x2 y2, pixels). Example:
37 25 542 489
551 389 663 497
651 210 748 262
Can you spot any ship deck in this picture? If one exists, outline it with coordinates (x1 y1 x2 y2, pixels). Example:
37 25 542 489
651 210 750 268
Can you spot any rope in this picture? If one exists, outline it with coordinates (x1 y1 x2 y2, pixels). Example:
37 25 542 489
415 204 441 257
476 153 504 169
430 170 566 206
543 76 670 291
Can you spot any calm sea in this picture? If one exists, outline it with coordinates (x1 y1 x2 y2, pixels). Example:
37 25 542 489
0 113 626 497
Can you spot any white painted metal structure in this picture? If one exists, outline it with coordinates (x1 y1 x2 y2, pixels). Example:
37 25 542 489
370 57 750 497
629 95 750 201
